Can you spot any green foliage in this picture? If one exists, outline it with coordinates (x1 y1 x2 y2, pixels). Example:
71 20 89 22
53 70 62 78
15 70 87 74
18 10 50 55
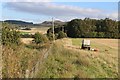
47 18 119 39
34 32 48 44
57 31 67 39
20 34 34 38
37 39 118 78
2 23 20 45
97 32 105 38
47 32 54 41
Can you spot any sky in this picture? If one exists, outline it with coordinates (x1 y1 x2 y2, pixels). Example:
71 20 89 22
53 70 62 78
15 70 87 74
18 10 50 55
0 0 119 23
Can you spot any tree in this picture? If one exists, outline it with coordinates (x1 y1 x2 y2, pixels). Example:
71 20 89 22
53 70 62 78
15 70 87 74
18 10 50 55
47 18 119 39
66 19 81 37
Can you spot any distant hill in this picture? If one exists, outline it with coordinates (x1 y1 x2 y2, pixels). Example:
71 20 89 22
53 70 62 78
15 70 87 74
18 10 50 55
4 20 34 26
3 20 67 28
40 20 66 27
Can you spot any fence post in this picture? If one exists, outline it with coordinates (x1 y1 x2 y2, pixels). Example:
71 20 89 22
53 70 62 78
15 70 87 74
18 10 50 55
25 69 29 78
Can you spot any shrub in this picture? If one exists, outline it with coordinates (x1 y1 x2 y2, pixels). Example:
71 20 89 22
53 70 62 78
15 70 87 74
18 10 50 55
57 31 67 39
34 32 48 44
47 32 54 41
2 23 21 45
20 34 34 38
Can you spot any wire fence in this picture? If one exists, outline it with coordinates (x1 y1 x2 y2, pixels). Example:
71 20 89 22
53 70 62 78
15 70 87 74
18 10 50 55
25 43 53 78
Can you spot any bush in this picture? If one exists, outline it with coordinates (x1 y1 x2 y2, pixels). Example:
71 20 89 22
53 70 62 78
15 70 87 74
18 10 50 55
34 32 48 44
57 31 67 39
2 23 20 45
20 34 34 38
47 32 54 41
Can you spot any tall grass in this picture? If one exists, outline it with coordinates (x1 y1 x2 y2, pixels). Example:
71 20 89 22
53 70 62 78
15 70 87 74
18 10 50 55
2 43 50 78
2 38 118 78
37 42 92 78
36 40 118 78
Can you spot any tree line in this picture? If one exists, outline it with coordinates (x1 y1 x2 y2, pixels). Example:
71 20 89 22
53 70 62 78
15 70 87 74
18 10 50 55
47 18 120 39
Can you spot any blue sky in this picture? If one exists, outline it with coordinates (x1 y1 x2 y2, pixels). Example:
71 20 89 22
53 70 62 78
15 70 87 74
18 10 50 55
0 1 119 23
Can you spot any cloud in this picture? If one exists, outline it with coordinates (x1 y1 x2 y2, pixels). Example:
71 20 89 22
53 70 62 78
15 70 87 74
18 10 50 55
2 0 52 2
5 3 101 16
1 0 119 2
4 2 118 21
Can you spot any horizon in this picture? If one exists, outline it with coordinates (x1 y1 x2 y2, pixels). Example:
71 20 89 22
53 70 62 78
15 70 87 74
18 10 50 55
2 17 119 24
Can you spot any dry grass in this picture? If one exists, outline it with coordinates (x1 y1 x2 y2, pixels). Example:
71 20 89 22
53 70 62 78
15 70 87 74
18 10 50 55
20 38 34 44
71 38 118 78
2 43 50 78
19 27 50 44
37 38 118 78
19 27 49 35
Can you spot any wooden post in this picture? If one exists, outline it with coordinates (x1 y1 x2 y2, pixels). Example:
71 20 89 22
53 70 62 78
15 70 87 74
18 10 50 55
52 18 55 42
25 69 29 78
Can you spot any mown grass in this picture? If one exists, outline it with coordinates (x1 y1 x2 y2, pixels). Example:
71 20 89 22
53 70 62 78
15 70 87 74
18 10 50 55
72 38 82 46
36 39 118 78
72 38 118 52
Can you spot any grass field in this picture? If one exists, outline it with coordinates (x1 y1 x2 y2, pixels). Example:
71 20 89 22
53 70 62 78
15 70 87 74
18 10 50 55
36 38 118 78
72 38 118 54
19 27 50 44
8 24 119 78
19 27 50 35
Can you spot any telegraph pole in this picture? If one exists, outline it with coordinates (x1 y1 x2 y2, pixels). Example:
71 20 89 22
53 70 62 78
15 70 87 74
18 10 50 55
62 26 64 32
52 17 55 42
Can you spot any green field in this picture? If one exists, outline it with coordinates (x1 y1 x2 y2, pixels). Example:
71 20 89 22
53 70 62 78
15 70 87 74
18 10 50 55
36 38 118 78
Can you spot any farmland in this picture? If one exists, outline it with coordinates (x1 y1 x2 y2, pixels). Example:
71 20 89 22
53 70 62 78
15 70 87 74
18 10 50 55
19 27 49 44
11 25 119 78
19 27 50 35
1 20 119 78
1 1 120 78
1 22 119 78
36 38 118 78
